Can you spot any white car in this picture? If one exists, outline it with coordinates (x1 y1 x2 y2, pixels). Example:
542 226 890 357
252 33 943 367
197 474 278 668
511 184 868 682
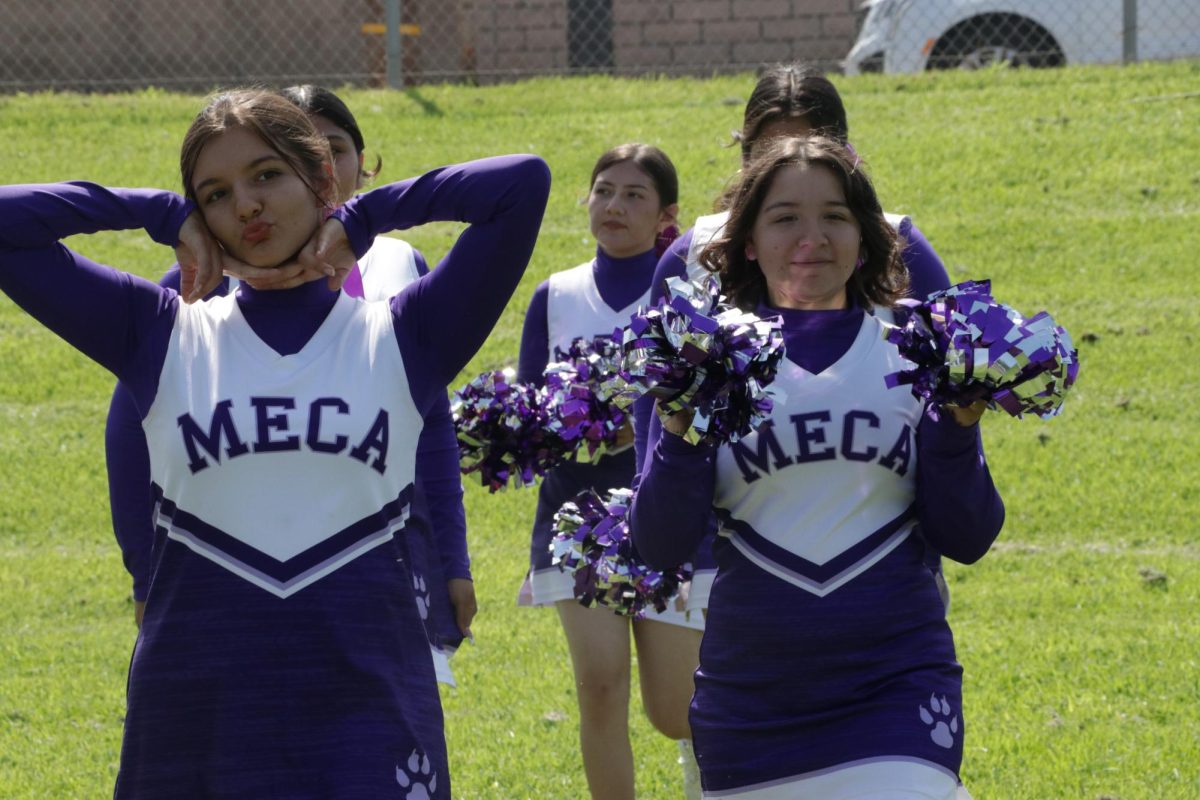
844 0 1200 74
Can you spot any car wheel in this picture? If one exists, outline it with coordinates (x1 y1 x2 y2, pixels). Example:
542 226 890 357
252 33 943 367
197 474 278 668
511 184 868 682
928 13 1064 70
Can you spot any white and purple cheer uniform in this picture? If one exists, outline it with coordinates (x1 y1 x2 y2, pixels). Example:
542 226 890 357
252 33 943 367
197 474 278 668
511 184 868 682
634 210 954 613
0 155 550 799
105 236 470 685
517 247 701 627
630 301 1004 795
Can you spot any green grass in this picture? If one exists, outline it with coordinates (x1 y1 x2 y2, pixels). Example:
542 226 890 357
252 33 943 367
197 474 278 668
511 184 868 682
2 62 1199 798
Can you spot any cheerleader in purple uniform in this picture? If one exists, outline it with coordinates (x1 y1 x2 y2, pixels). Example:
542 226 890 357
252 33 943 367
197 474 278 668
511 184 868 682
631 135 1003 799
104 85 474 684
0 88 549 799
516 143 704 799
634 64 955 615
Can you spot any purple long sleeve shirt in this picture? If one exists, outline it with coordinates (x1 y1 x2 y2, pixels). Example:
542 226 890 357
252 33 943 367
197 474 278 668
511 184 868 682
0 156 549 799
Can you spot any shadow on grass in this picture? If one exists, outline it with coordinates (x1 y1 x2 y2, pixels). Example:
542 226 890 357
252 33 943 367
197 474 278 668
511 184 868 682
404 88 443 117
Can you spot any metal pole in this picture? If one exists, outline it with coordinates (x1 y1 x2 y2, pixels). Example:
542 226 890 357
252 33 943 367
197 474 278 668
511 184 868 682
386 0 403 89
1123 0 1138 64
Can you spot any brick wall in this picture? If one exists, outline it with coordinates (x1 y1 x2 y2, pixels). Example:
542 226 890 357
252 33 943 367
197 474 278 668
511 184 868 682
463 0 861 81
0 0 859 92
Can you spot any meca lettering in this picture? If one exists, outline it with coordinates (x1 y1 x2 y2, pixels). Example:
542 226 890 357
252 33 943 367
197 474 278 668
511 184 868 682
177 397 389 475
731 411 913 483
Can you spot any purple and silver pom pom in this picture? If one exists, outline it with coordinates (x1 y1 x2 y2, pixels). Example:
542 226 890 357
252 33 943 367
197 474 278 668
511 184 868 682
542 336 630 462
452 368 562 492
609 275 786 445
885 280 1080 420
550 487 692 617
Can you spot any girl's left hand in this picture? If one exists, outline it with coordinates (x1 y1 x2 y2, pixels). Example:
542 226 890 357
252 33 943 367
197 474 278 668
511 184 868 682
447 578 478 640
305 216 355 292
175 212 226 303
947 399 988 427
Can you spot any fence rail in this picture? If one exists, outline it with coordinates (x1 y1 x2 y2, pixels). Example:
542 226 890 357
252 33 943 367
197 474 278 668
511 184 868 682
0 1 1196 92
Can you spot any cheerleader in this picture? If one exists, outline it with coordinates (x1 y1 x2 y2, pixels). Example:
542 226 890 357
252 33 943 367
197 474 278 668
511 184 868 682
103 84 474 683
630 135 1003 799
0 88 549 799
516 143 703 799
635 63 955 614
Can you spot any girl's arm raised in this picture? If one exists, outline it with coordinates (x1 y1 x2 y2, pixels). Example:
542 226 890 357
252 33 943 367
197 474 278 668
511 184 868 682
0 183 187 378
516 281 551 386
334 155 551 387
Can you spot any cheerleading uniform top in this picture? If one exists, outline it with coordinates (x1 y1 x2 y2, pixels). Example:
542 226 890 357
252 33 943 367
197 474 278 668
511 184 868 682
103 238 474 602
517 247 656 597
104 236 471 680
0 155 550 799
629 303 1004 792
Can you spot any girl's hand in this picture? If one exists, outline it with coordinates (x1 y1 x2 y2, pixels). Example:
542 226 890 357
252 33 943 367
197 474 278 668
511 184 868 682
658 402 695 438
447 578 478 640
947 399 988 427
225 258 318 291
612 419 635 450
309 216 355 292
175 213 226 304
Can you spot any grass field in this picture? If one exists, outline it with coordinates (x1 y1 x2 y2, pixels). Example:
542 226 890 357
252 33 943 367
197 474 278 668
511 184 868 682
1 61 1199 798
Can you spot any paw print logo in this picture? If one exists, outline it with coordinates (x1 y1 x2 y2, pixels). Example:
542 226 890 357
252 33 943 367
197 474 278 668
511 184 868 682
396 749 437 799
919 694 959 749
413 573 430 621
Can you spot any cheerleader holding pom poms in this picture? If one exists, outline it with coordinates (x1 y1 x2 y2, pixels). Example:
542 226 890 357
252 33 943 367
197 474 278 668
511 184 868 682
514 143 706 800
635 64 962 629
630 135 1005 799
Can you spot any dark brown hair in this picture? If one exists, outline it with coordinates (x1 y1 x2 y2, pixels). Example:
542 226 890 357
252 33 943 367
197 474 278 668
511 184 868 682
180 88 333 207
590 142 679 208
701 135 908 311
738 63 849 162
281 84 382 180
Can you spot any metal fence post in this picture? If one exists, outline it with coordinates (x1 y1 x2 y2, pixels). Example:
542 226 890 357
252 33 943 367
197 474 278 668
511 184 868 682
386 0 404 89
1123 0 1138 63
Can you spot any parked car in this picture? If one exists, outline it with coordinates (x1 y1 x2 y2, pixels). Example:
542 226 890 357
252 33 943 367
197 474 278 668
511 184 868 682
844 0 1200 74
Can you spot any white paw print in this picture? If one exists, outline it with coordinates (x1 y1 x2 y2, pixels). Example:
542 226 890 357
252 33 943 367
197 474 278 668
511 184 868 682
919 694 959 749
413 573 430 620
396 749 437 799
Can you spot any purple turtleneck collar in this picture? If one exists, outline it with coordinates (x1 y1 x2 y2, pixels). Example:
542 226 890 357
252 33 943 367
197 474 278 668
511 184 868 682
235 278 341 357
592 245 659 312
759 301 865 375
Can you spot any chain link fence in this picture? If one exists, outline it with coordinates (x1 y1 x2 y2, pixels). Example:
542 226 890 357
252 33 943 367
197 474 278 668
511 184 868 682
0 1 1197 92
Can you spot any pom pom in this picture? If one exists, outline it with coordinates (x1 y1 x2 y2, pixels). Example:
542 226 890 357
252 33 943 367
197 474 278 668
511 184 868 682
452 368 561 491
543 336 630 462
550 488 691 617
884 280 1080 420
609 275 786 445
